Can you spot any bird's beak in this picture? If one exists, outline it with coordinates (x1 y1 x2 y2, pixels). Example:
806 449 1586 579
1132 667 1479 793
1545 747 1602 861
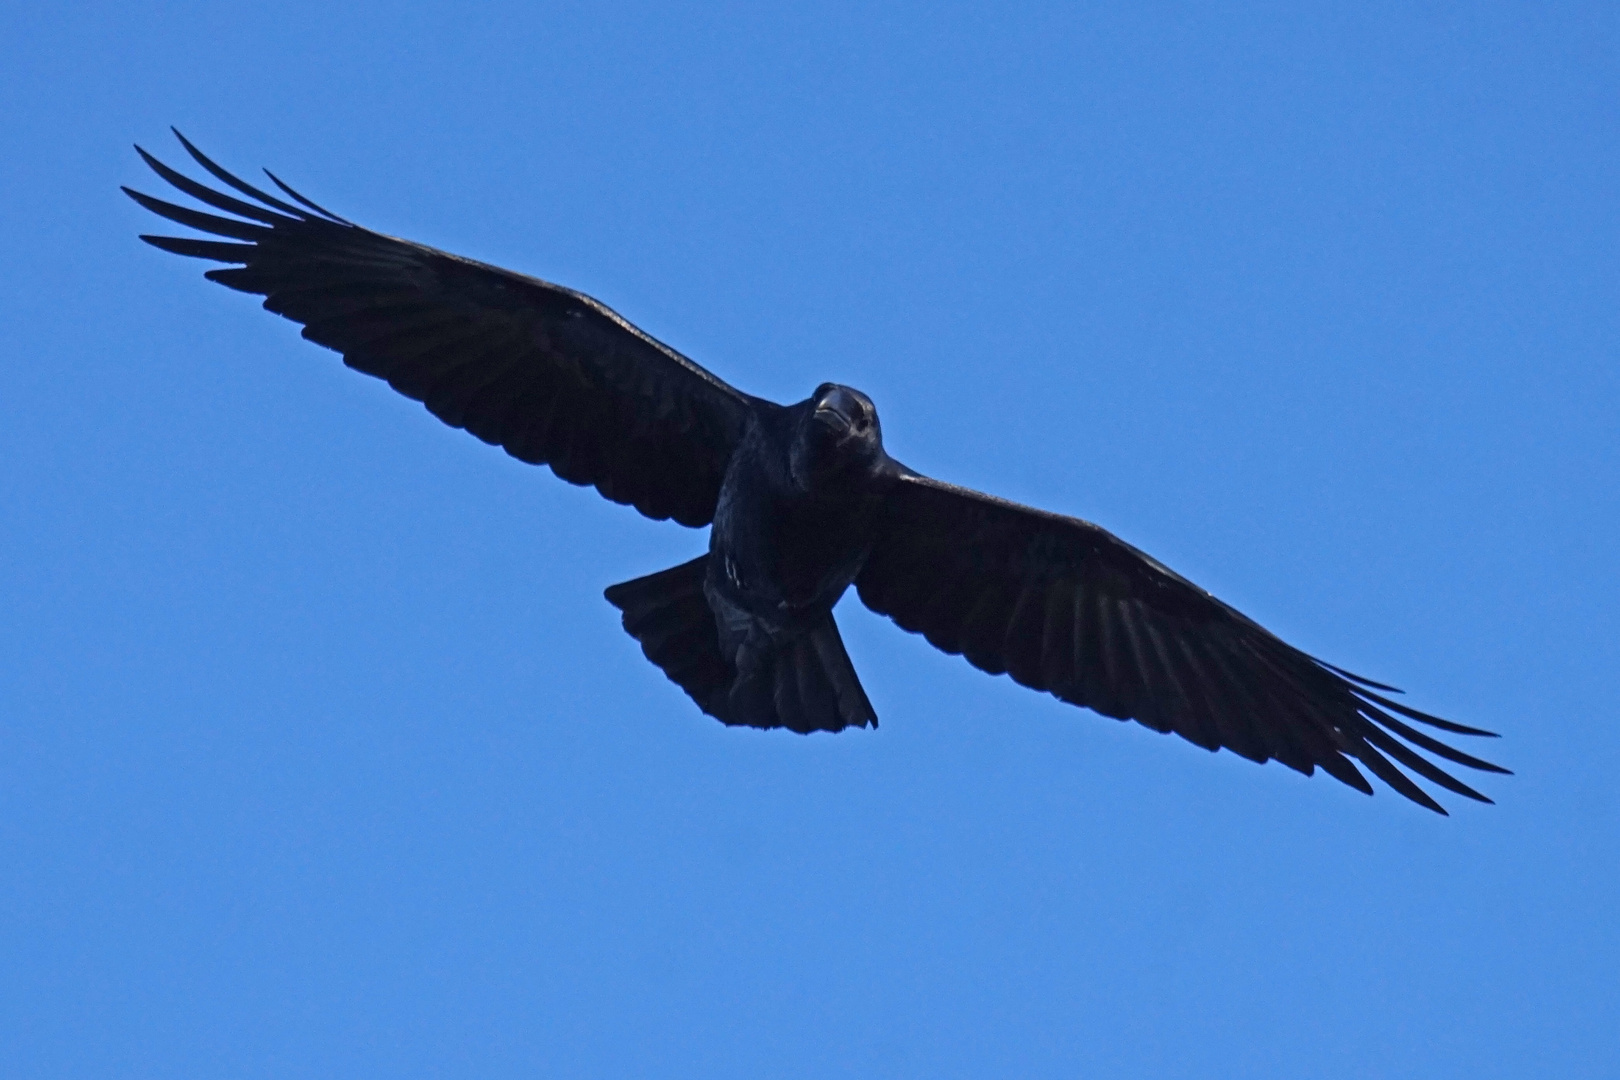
814 403 852 433
814 387 857 434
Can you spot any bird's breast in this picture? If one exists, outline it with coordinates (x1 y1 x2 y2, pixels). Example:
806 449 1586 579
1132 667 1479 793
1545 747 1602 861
709 459 881 622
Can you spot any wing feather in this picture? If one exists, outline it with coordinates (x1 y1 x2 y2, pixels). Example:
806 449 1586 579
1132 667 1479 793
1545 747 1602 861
127 133 758 527
857 472 1505 812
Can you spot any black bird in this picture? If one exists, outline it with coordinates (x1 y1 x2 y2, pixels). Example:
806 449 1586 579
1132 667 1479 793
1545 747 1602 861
125 132 1508 813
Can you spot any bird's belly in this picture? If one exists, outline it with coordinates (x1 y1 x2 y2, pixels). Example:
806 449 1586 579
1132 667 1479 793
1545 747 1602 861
773 522 867 604
710 494 872 621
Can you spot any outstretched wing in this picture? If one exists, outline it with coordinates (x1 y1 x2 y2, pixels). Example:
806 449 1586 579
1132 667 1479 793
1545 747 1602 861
856 472 1507 813
125 131 759 527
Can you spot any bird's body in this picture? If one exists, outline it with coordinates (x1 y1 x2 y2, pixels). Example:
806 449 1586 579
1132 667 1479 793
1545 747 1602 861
126 132 1508 812
710 392 887 622
693 386 893 732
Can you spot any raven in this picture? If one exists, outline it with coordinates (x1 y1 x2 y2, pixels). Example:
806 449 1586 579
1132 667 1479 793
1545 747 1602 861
125 132 1507 813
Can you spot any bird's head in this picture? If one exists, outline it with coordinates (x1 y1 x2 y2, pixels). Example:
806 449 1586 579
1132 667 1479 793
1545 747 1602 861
792 382 884 486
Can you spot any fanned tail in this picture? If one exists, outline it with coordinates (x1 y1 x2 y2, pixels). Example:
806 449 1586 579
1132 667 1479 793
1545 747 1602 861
605 557 876 734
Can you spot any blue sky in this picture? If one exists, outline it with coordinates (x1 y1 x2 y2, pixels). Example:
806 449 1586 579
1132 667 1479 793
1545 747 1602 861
2 1 1616 1076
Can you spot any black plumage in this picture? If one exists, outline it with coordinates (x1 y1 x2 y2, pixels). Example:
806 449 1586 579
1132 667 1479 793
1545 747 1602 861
126 132 1508 813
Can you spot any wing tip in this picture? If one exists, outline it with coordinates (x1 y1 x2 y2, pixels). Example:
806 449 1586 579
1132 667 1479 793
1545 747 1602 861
262 167 352 224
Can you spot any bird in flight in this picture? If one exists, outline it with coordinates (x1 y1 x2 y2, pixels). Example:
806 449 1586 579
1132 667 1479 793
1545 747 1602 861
126 131 1507 814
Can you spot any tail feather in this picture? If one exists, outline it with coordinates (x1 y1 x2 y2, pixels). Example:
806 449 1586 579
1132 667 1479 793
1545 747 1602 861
605 556 877 733
776 634 833 733
750 614 876 733
809 618 877 727
604 556 732 717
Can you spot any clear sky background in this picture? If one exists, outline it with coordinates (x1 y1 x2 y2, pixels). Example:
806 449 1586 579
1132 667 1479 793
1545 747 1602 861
2 2 1616 1077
